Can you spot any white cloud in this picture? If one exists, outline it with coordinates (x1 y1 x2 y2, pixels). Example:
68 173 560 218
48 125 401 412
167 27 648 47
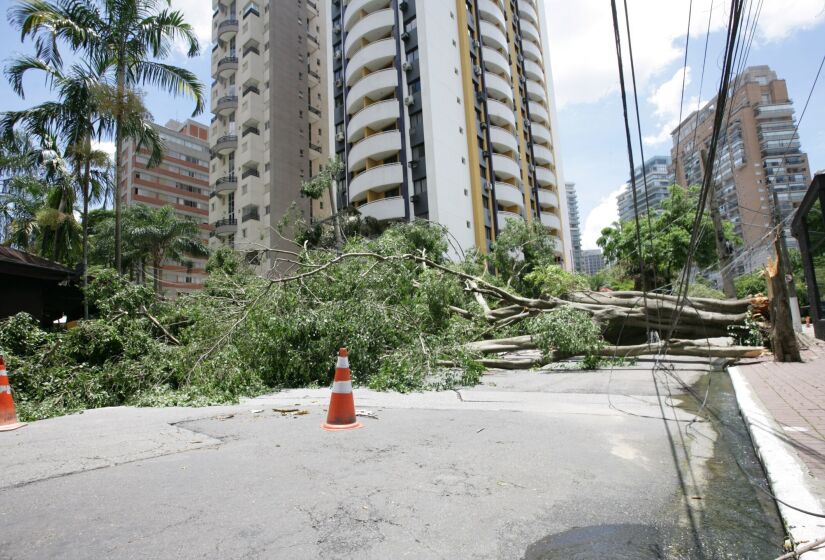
643 67 702 146
92 140 116 158
170 0 213 54
581 186 624 250
543 0 825 109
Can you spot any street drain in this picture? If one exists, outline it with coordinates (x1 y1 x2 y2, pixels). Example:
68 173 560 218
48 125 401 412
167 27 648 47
523 524 665 559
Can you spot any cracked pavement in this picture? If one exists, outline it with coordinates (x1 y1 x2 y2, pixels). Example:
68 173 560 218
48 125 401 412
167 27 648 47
0 357 784 558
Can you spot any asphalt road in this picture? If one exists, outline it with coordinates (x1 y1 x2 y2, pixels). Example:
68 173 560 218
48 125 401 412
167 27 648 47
0 357 784 559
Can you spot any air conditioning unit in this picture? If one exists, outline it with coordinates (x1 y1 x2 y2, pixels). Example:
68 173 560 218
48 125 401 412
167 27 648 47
480 122 488 129
472 39 480 50
336 131 345 142
402 61 413 71
335 78 343 88
333 24 341 34
335 49 342 60
399 0 408 11
517 54 524 63
404 96 414 106
401 31 410 41
473 65 482 76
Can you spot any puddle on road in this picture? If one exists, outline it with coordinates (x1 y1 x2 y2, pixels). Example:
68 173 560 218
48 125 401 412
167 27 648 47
523 369 785 559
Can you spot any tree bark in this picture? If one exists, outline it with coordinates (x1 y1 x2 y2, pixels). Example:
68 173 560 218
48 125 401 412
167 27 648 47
114 61 126 274
81 147 91 320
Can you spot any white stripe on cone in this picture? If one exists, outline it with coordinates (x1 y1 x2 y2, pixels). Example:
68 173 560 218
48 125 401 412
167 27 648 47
0 385 10 394
336 357 350 369
331 380 353 394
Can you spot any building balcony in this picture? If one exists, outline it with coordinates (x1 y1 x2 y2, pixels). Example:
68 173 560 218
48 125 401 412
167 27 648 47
348 130 402 173
533 144 554 166
346 37 396 86
755 103 794 120
522 40 542 63
308 105 322 123
349 163 404 203
520 19 541 43
308 69 321 87
524 59 544 82
480 20 507 52
530 122 552 145
529 101 550 124
550 235 563 253
213 216 237 236
536 166 557 187
489 126 520 154
214 176 238 194
215 95 238 116
495 183 525 209
346 68 398 114
217 18 238 40
212 134 237 155
518 0 539 25
343 0 392 32
478 0 506 30
537 188 559 209
217 56 238 77
348 99 400 143
498 211 524 229
309 142 322 160
492 153 521 180
307 33 319 53
483 47 511 78
357 196 405 221
526 79 546 102
487 99 516 128
540 211 562 231
485 72 513 104
344 8 394 58
241 205 260 223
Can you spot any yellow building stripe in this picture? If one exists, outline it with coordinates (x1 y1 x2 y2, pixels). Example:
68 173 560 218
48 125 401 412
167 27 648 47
455 0 489 250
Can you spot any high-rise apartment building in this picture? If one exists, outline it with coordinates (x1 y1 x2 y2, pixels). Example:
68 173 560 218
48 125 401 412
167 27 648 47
330 0 567 262
671 66 811 272
565 182 582 272
119 119 211 297
581 249 605 276
209 0 330 271
616 155 673 224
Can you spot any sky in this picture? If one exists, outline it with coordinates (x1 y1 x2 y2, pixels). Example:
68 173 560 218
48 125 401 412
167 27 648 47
0 0 823 250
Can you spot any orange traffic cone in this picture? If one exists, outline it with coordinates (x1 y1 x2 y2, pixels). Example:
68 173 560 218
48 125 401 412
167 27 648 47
322 348 363 431
0 356 26 432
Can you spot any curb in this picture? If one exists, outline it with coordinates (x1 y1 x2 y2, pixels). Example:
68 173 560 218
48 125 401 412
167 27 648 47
729 366 825 558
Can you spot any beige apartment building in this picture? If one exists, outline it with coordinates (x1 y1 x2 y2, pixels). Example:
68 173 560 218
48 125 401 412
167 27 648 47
209 0 330 273
119 119 211 297
330 0 570 263
671 65 812 273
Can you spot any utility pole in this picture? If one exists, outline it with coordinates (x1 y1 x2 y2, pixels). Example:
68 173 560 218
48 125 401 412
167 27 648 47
769 188 802 362
701 150 737 298
771 189 803 331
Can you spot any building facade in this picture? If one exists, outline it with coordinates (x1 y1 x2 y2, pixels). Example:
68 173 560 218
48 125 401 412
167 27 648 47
330 0 567 262
581 249 605 276
565 182 582 272
671 66 811 272
209 0 331 272
119 119 211 297
616 155 674 224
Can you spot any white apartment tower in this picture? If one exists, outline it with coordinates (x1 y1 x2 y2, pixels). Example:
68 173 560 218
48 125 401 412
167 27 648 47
331 0 567 261
210 0 330 270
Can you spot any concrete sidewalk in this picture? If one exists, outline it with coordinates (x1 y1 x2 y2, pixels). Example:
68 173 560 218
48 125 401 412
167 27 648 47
730 338 825 558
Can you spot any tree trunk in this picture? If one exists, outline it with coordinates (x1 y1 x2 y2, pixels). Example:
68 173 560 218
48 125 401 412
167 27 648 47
328 183 342 247
153 258 161 296
768 256 801 362
114 62 126 274
81 147 92 320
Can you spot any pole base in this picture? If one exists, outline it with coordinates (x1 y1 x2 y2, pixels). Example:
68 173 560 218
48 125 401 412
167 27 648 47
321 421 363 432
0 422 27 432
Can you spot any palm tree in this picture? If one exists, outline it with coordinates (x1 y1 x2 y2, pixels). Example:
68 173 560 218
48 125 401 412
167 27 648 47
3 52 165 315
10 0 205 273
127 205 209 296
0 131 80 262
